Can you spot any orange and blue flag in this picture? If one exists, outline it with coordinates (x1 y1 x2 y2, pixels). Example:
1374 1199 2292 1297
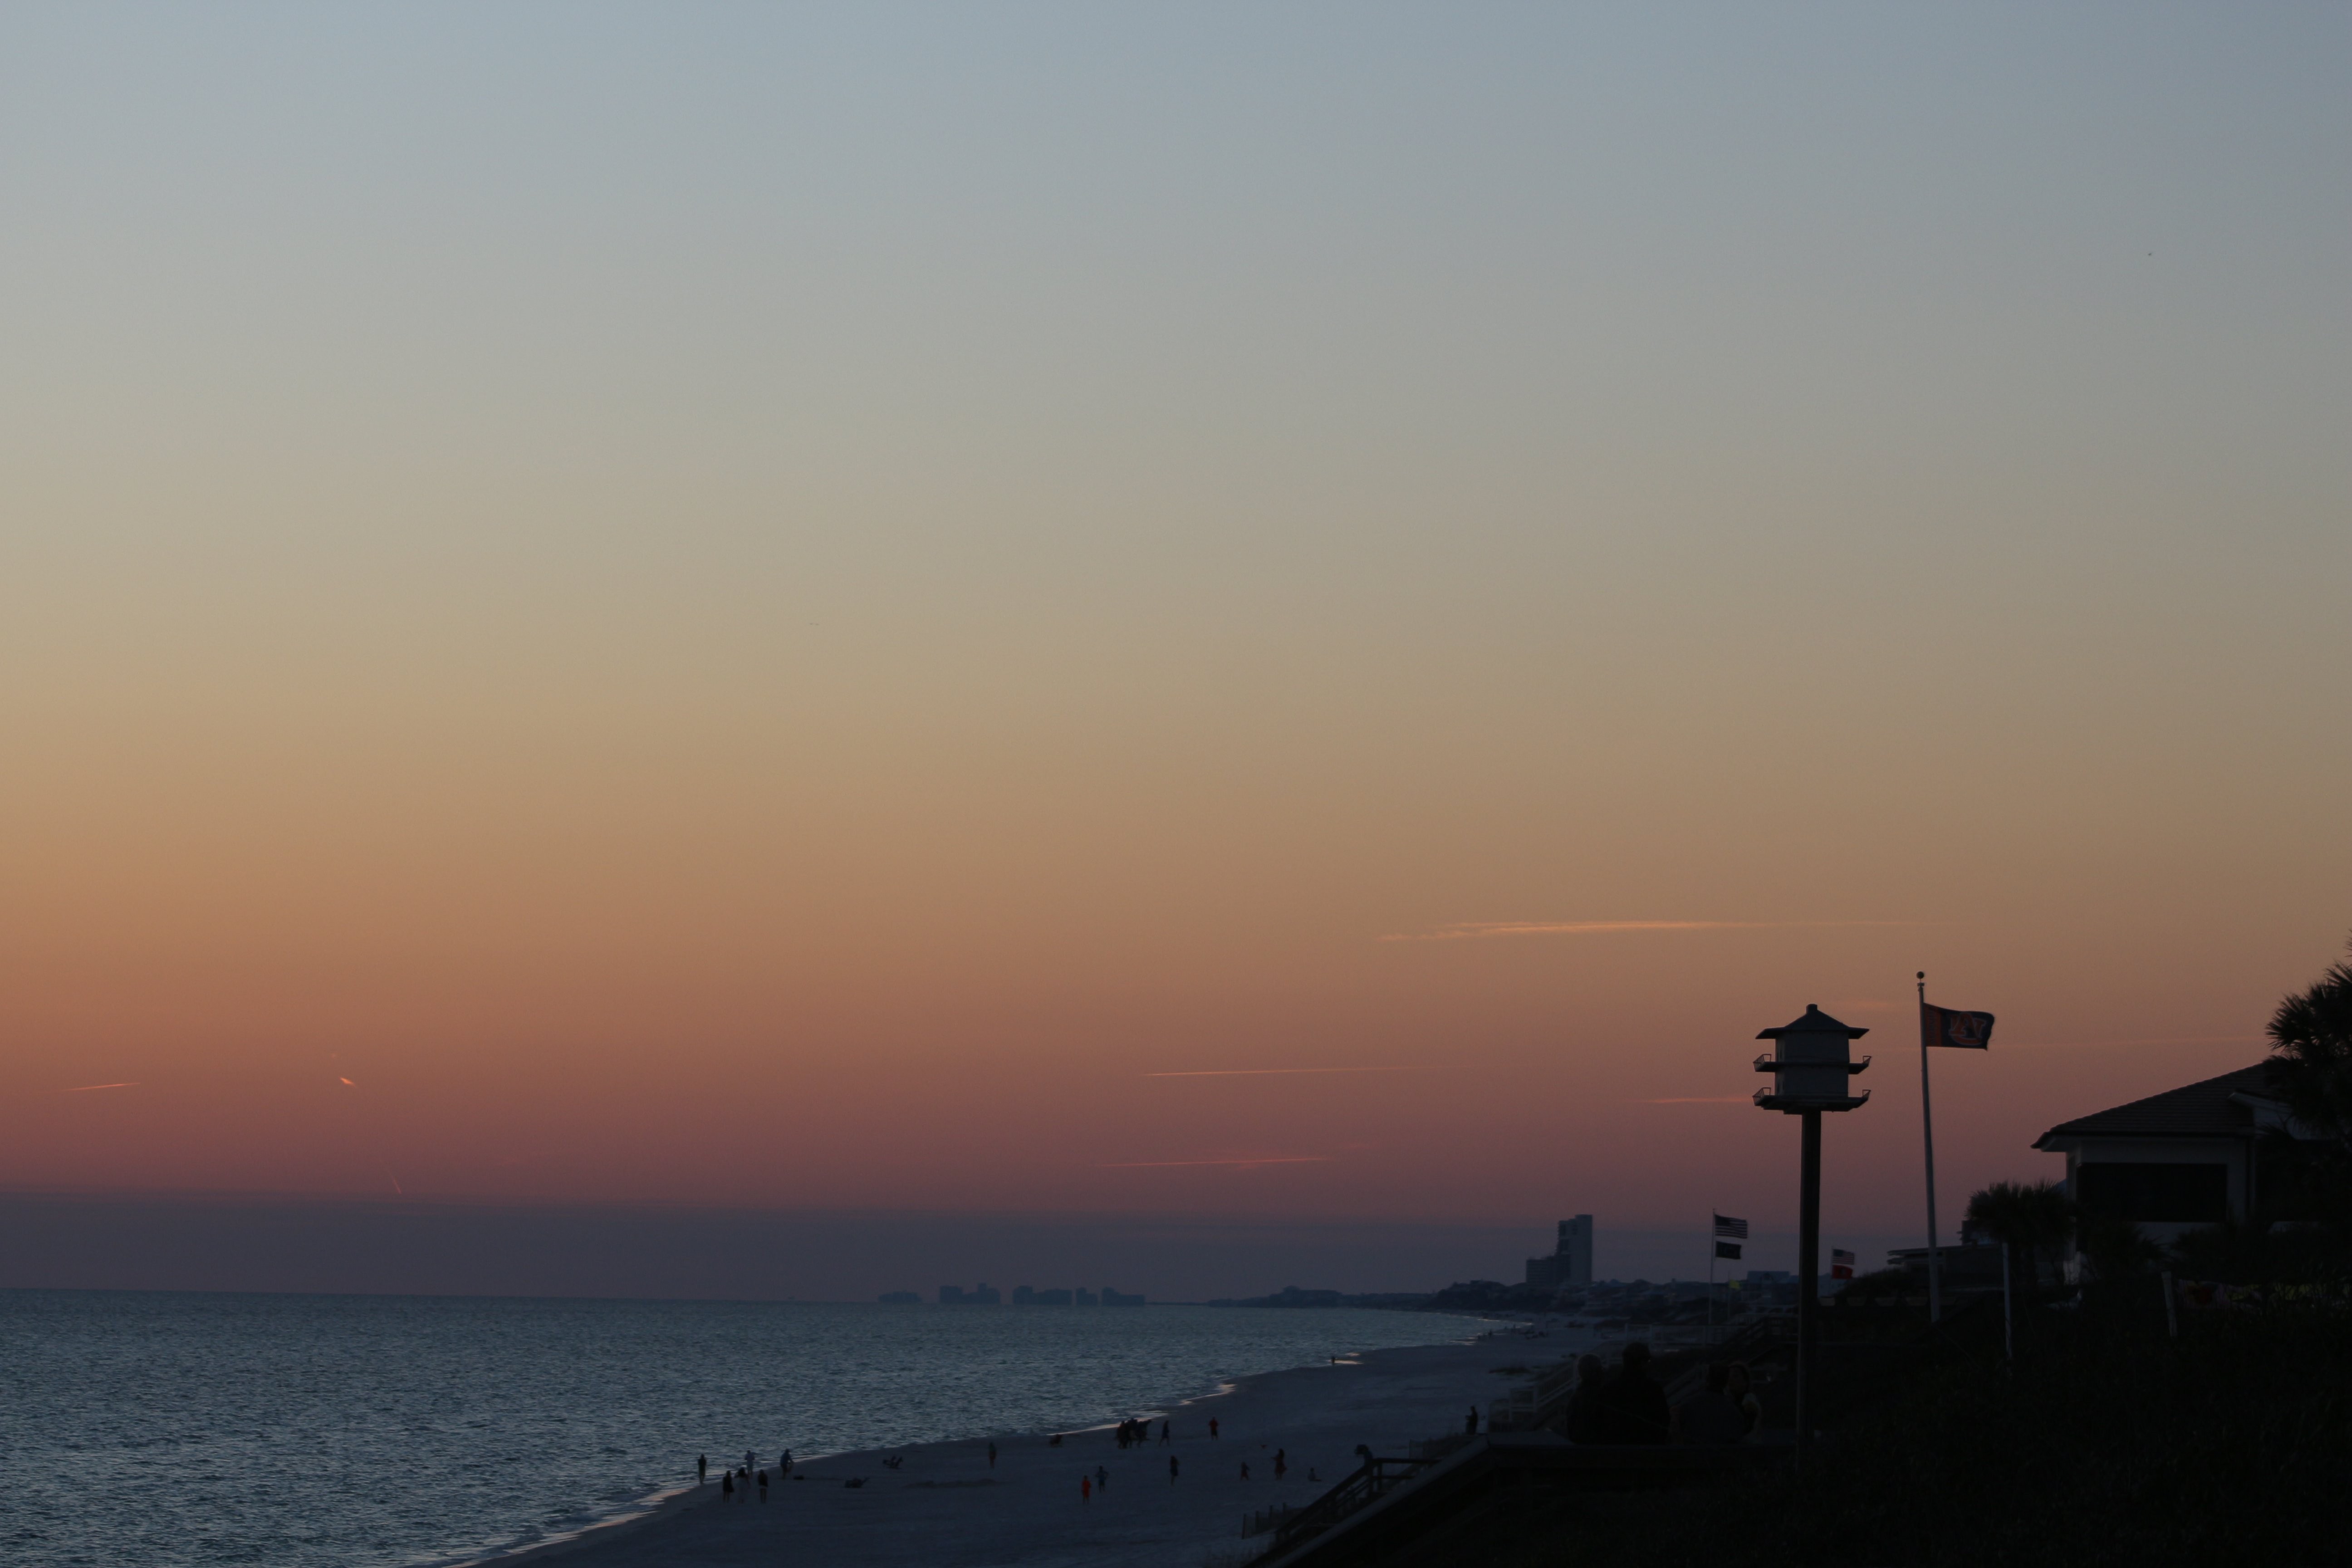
1921 1002 1994 1049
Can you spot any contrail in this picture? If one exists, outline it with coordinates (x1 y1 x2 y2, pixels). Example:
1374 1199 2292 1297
64 1082 138 1092
1099 1156 1335 1168
2004 1034 2267 1051
1380 919 1914 942
1632 1096 1752 1104
1145 1067 1431 1078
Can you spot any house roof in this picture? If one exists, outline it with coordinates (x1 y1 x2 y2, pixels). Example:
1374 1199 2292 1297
2033 1063 2281 1151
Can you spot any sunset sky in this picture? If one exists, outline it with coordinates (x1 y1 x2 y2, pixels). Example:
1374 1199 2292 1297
4 4 2347 1290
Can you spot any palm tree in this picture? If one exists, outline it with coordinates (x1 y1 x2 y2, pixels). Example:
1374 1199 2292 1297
1965 1180 2072 1290
2264 940 2352 1240
2265 940 2352 1149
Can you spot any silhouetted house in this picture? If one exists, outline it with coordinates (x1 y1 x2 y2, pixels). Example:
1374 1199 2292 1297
2033 1063 2312 1247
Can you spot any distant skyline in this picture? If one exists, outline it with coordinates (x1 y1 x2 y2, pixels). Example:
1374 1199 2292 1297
4 5 2347 1285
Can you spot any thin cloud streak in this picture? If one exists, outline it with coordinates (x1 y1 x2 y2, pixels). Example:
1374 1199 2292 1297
1098 1156 1335 1168
1632 1096 1753 1104
1144 1067 1432 1079
1379 920 1915 943
2004 1034 2268 1051
64 1082 139 1093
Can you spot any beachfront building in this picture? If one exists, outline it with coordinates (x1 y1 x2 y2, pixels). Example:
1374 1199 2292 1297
2033 1063 2314 1250
1524 1214 1595 1291
940 1283 1002 1304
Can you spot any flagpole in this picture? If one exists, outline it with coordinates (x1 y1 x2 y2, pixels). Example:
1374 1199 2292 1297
1917 971 1943 1324
1707 1223 1715 1346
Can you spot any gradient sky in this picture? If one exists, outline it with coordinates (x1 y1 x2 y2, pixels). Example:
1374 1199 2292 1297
3 4 2347 1285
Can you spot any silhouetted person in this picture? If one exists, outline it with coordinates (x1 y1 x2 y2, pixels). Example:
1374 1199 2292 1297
1563 1355 1608 1444
1465 1406 1480 1436
1209 1417 1219 1440
1239 1460 1250 1480
1169 1456 1180 1483
757 1469 769 1501
1307 1466 1320 1483
721 1471 734 1502
1080 1474 1091 1503
1677 1362 1747 1446
1600 1343 1670 1444
988 1441 998 1470
697 1454 707 1484
1726 1362 1762 1436
1274 1448 1287 1480
1160 1420 1171 1444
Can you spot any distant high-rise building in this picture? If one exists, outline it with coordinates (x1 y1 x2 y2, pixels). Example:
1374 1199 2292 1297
1558 1215 1594 1289
1525 1214 1596 1290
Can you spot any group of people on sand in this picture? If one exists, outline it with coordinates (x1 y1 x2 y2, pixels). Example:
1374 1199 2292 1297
1561 1344 1762 1446
1112 1417 1169 1449
699 1448 794 1501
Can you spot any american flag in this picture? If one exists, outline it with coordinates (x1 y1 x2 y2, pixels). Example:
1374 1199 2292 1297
1713 1214 1748 1240
1831 1248 1856 1281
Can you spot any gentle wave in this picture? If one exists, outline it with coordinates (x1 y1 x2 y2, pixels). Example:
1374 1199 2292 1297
0 1290 1485 1568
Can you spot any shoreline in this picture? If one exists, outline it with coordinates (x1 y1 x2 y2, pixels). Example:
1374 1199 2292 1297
464 1319 1537 1568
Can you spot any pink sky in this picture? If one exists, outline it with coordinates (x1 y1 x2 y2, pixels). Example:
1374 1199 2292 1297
3 5 2346 1275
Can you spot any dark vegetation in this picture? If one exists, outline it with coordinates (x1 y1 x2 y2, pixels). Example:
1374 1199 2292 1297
1436 1299 2352 1568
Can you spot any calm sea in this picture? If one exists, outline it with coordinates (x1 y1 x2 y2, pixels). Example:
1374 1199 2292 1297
0 1290 1488 1568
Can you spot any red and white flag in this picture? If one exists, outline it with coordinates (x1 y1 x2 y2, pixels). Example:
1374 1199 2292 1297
1831 1249 1856 1281
1921 1002 1994 1050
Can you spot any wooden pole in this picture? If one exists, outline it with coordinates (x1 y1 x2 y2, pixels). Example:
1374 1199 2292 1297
1918 973 1943 1323
1796 1108 1822 1454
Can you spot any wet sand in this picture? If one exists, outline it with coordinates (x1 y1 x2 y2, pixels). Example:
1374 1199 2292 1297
492 1335 1535 1568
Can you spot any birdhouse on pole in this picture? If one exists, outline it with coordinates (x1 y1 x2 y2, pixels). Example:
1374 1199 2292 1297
1753 1004 1871 1112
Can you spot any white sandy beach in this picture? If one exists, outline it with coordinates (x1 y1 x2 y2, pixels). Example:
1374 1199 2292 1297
495 1334 1554 1568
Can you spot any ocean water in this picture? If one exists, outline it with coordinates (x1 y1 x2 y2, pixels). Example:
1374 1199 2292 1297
0 1290 1489 1568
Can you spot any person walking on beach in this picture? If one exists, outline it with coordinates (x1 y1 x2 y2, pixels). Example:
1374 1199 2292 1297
1209 1417 1220 1440
1080 1475 1092 1503
1274 1449 1287 1480
1238 1460 1250 1481
780 1449 793 1478
987 1441 998 1470
1465 1405 1480 1436
1095 1464 1108 1492
721 1471 735 1503
1160 1420 1171 1444
697 1454 707 1485
757 1469 769 1502
1169 1456 1180 1483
